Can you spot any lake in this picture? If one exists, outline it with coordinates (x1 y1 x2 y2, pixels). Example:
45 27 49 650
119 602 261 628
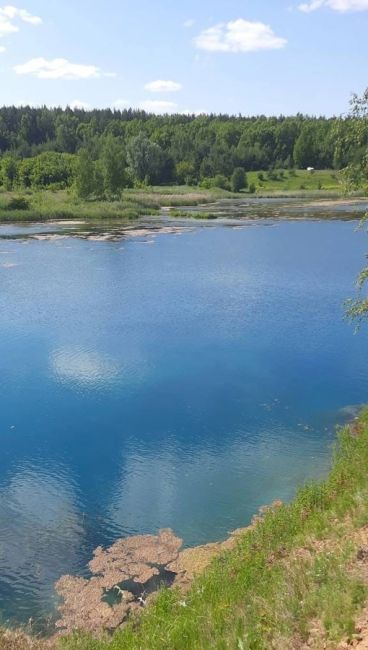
1 200 368 630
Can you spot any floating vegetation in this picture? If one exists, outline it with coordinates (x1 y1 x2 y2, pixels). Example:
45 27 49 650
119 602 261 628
55 529 182 635
54 518 263 637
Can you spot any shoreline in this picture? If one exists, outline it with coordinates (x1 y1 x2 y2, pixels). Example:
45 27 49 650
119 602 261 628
2 410 368 648
0 197 366 244
0 190 366 225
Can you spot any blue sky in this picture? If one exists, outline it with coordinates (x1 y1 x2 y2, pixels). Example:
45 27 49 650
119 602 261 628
0 0 367 116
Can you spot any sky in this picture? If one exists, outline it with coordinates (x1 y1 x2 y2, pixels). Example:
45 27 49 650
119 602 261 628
0 0 367 116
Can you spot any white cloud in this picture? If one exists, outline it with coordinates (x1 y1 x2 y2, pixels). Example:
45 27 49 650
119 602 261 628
298 0 368 10
183 19 195 28
0 5 42 37
69 99 91 110
194 19 287 53
298 0 324 9
144 79 182 93
13 57 111 80
113 98 130 109
0 44 5 51
139 100 178 114
0 16 17 34
0 5 42 24
181 108 207 116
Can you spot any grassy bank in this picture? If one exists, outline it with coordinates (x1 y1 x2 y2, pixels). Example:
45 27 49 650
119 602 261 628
4 409 368 649
0 187 234 223
0 170 364 224
56 408 368 650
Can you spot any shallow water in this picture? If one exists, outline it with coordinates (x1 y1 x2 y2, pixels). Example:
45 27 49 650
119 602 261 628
1 201 368 629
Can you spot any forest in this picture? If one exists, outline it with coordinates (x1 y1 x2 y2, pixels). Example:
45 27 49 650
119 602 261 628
0 106 366 197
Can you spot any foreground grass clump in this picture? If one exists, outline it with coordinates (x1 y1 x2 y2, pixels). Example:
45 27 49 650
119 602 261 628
57 410 368 650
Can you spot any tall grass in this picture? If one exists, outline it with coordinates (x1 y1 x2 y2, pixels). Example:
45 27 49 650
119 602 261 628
0 187 232 223
1 176 363 224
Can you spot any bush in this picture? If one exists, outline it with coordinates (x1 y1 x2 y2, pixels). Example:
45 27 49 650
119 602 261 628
231 167 247 193
213 174 230 190
249 183 256 194
267 169 279 181
199 177 212 189
7 196 30 210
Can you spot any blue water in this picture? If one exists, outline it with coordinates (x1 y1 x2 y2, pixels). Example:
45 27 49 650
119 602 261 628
0 212 368 629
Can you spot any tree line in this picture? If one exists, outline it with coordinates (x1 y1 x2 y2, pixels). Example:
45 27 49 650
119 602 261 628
0 105 366 196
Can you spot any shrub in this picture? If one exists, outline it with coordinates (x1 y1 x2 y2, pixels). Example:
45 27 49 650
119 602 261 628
199 177 212 189
7 196 30 210
267 169 279 181
231 167 247 193
213 174 230 190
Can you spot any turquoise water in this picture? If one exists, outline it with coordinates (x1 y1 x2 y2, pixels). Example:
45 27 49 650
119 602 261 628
0 207 368 628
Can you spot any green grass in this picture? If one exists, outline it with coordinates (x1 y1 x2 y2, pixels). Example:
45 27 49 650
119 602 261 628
0 187 233 223
248 169 343 194
56 409 368 650
169 209 218 220
0 172 364 224
0 189 159 222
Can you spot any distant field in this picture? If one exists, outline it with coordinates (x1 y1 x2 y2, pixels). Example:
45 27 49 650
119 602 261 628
248 168 342 193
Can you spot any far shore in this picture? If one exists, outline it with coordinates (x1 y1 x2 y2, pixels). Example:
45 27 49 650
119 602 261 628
0 186 366 225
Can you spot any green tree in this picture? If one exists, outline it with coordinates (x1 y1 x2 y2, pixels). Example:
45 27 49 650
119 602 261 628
94 160 105 199
1 155 18 189
18 158 34 188
344 89 368 324
100 136 126 197
127 133 165 184
231 167 247 193
293 126 317 168
55 113 79 153
176 161 196 185
75 149 95 199
22 152 75 189
0 104 361 190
